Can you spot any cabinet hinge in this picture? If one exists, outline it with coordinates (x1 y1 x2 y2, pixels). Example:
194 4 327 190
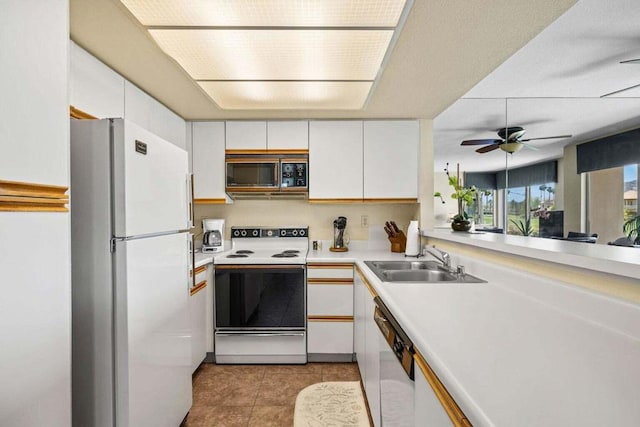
110 238 116 253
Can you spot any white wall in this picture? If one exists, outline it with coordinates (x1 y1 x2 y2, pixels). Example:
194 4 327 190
0 1 72 426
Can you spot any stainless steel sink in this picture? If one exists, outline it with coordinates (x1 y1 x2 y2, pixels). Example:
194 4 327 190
364 260 486 283
367 260 441 271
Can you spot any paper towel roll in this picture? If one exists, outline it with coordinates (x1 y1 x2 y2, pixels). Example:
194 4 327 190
405 220 420 256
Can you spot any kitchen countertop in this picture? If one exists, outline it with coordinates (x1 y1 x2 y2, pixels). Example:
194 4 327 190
423 228 640 280
309 243 640 426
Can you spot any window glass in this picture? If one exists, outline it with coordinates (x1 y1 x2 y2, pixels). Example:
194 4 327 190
507 186 527 235
624 164 638 222
469 189 495 227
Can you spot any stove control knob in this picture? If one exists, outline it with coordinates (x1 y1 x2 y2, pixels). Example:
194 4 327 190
240 230 247 237
292 229 298 236
266 230 273 237
252 230 259 237
233 230 240 237
280 229 287 237
298 229 306 236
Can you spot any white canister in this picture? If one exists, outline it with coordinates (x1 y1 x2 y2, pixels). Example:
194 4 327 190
405 220 420 256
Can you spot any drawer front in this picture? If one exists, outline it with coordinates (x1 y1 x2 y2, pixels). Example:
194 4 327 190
307 264 354 280
307 321 353 354
308 283 353 316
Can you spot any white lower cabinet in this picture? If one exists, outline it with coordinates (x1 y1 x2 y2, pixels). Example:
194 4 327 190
354 266 381 426
414 352 471 426
190 264 209 372
307 263 354 360
414 364 452 426
307 322 353 354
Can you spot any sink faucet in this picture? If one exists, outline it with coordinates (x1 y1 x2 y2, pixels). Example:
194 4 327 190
424 245 451 270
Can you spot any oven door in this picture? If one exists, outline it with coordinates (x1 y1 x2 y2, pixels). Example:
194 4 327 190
225 158 279 192
214 264 307 363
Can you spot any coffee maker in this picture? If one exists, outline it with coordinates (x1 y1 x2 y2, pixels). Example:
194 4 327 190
202 219 225 253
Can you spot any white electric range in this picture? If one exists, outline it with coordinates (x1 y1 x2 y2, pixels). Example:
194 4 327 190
213 226 309 364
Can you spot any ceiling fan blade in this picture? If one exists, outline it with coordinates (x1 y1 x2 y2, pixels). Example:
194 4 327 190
461 139 501 146
519 134 572 142
620 59 640 64
476 144 500 153
601 82 640 97
521 143 539 151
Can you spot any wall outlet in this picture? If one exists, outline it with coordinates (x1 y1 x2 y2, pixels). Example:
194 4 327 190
361 215 369 227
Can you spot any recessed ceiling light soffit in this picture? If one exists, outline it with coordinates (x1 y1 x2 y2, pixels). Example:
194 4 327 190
120 0 412 110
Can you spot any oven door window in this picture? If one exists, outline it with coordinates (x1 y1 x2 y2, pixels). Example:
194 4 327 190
215 266 305 330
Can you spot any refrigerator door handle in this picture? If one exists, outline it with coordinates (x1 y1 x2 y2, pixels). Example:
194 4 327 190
188 235 196 292
186 174 194 229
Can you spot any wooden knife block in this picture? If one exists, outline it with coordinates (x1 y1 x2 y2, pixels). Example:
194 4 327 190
388 233 407 253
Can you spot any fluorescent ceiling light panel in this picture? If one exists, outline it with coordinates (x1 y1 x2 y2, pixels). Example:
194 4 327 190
148 29 393 80
198 81 372 110
119 0 412 109
120 0 406 27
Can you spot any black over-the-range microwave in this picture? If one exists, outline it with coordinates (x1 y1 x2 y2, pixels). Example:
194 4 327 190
225 154 308 193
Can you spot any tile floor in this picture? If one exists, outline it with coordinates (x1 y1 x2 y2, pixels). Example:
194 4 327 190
186 362 364 427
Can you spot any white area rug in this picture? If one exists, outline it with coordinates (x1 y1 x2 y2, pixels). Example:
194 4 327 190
293 381 370 427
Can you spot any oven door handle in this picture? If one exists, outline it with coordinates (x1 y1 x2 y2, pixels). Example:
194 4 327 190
215 332 305 337
215 264 305 270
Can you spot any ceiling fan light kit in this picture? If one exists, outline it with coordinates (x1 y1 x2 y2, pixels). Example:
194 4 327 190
499 142 524 153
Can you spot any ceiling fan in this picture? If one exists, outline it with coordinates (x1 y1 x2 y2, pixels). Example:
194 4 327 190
460 126 572 154
601 59 640 97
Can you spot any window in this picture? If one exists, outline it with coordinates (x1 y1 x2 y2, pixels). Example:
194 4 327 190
624 164 638 222
506 182 556 236
470 189 496 227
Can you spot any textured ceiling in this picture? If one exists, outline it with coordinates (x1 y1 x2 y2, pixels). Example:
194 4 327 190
69 0 575 120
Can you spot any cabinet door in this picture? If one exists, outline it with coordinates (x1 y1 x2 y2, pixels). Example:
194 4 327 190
205 264 215 353
364 120 419 200
151 101 186 150
226 121 267 150
192 122 226 200
307 284 353 316
307 321 354 354
190 280 207 373
70 41 124 119
364 294 381 427
267 121 309 150
354 269 366 378
309 121 363 200
414 363 452 426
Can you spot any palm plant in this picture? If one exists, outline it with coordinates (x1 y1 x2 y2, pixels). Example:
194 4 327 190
623 215 640 244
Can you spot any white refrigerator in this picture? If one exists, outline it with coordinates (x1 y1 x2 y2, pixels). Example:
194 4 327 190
71 119 193 427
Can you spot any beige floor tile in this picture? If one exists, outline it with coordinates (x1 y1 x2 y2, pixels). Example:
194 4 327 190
321 363 362 382
248 406 294 427
263 363 323 375
193 375 261 407
185 406 252 427
255 373 322 406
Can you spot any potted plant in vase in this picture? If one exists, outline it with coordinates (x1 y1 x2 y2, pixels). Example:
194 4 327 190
435 163 478 232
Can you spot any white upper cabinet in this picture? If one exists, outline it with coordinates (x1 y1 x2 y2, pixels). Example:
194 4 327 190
124 81 186 149
364 120 419 200
309 121 363 200
70 42 124 119
267 121 309 150
225 121 267 150
191 122 226 200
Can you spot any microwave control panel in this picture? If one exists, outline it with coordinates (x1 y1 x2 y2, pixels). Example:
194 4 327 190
281 161 307 189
